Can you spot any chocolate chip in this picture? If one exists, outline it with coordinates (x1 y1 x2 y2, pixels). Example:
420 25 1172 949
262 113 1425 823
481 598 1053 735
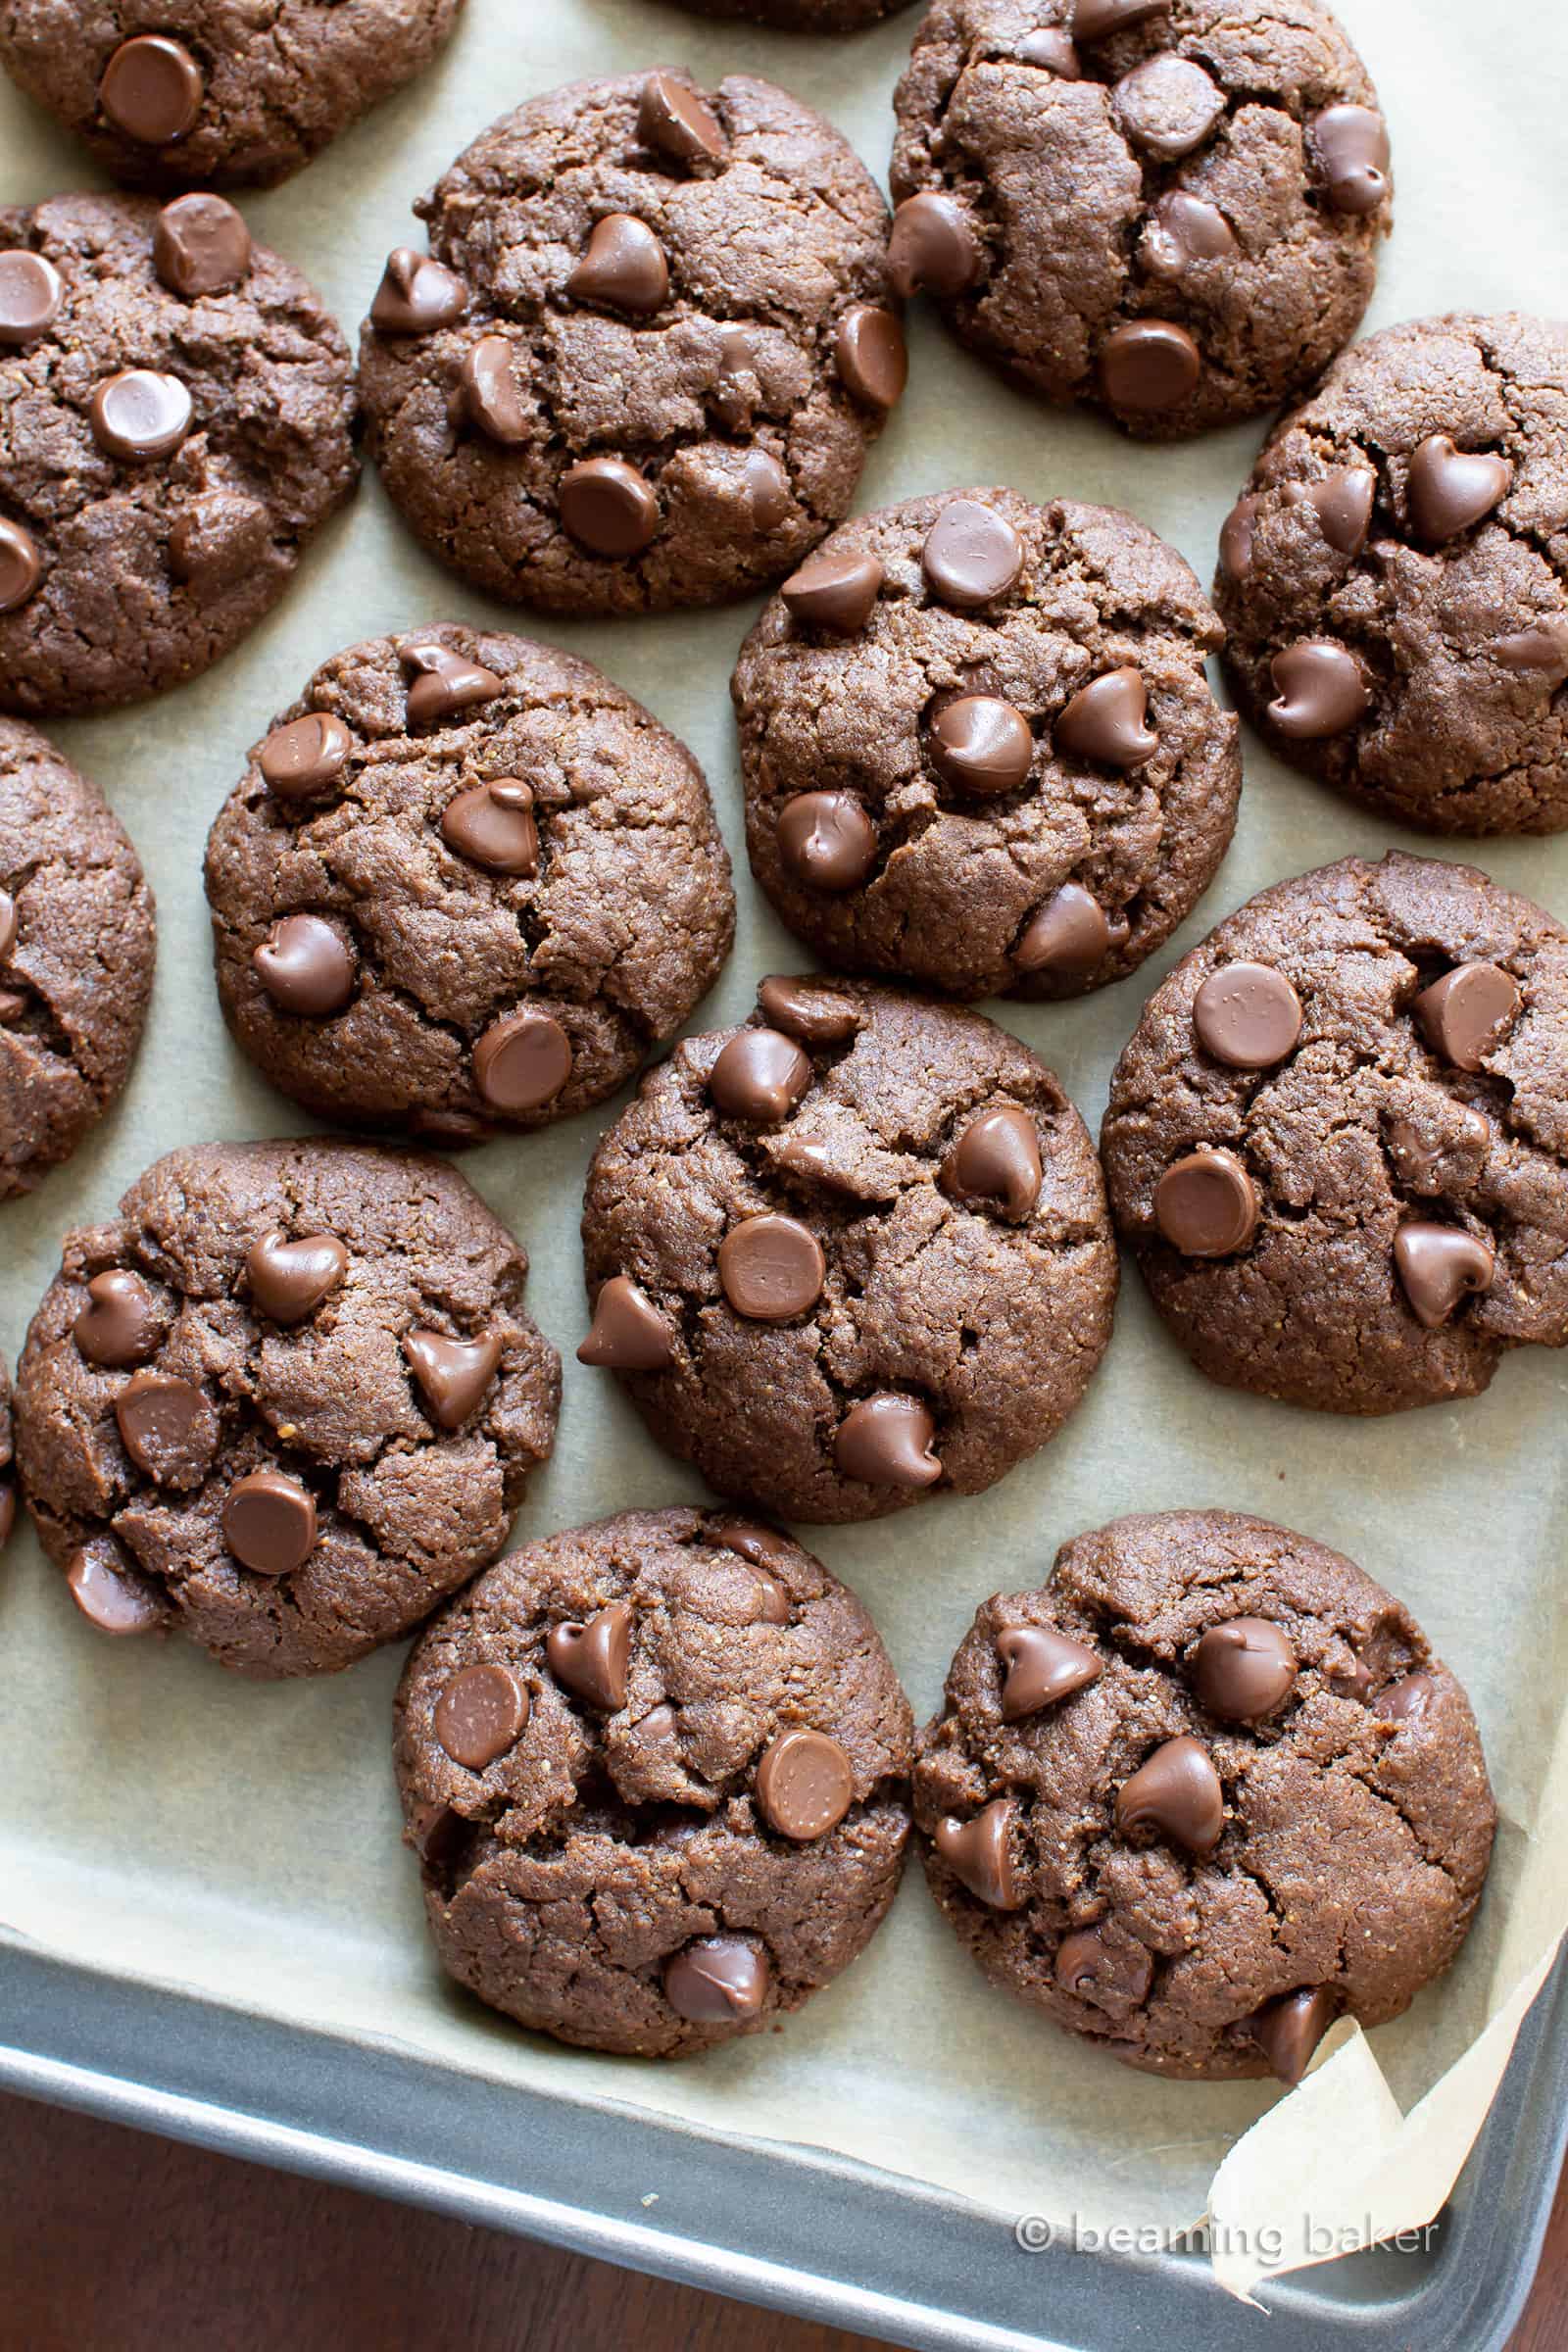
929 696 1033 794
711 1518 796 1585
99 34 203 145
1099 320 1200 414
1380 1671 1436 1724
0 250 62 344
1018 27 1081 72
1055 1924 1152 2009
547 1600 633 1710
74 1270 163 1367
66 1542 164 1636
152 194 252 298
461 335 528 445
663 1936 768 2024
711 324 758 427
1310 104 1391 215
258 712 352 803
638 74 729 171
834 1394 941 1489
567 215 669 316
435 1663 528 1769
114 1371 213 1485
921 499 1023 608
1072 0 1170 36
1191 1620 1297 1722
1393 1223 1496 1330
1154 1148 1259 1257
1406 434 1511 544
710 1027 812 1123
90 369 192 463
1267 640 1370 738
370 248 467 334
781 550 884 633
1413 961 1520 1070
1193 962 1303 1069
1494 616 1568 674
253 914 355 1017
996 1625 1101 1719
1055 667 1157 768
403 1330 503 1429
1014 882 1127 976
1219 494 1260 582
246 1231 348 1324
222 1470 318 1577
777 792 878 892
935 1797 1022 1909
718 1213 826 1322
473 1007 573 1111
944 1105 1042 1220
1115 1734 1224 1854
1287 466 1376 557
743 449 791 530
835 305 907 411
888 191 981 300
756 976 858 1047
1113 54 1224 161
1249 1986 1335 2085
403 641 505 726
756 1729 854 1840
577 1276 675 1371
0 518 40 613
441 780 538 875
559 457 660 557
1142 191 1236 278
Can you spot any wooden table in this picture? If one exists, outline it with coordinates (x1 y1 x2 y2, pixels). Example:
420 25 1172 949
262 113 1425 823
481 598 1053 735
0 2091 1562 2351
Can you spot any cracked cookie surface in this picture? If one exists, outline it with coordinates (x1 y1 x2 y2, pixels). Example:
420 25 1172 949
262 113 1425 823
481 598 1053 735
0 716 155 1197
357 70 905 618
0 191 357 716
0 0 465 190
889 0 1390 439
204 623 734 1142
1217 313 1568 835
395 1506 913 2057
579 977 1117 1523
1101 853 1568 1413
735 486 1240 1000
15 1139 561 1677
915 1510 1494 2080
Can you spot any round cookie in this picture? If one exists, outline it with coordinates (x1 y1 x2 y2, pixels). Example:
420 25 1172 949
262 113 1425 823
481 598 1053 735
1 717 156 1197
395 1506 914 2057
0 1351 13 1555
15 1139 561 1678
204 624 735 1143
579 978 1118 1522
914 1510 1494 2081
0 1 466 191
889 0 1392 439
735 486 1240 1000
0 191 357 717
1216 314 1568 835
357 70 906 618
1101 853 1568 1414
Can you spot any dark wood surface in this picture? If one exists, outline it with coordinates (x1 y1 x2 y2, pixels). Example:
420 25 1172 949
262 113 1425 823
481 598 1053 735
0 2086 1561 2351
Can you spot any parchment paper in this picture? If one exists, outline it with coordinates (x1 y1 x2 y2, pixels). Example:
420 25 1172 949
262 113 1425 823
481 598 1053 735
2 0 1566 2311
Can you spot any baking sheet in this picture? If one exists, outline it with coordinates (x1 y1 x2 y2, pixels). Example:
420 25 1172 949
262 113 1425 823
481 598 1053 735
2 0 1566 2309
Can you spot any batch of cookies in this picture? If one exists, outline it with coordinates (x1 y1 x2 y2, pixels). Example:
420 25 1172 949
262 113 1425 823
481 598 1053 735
2 0 1559 2088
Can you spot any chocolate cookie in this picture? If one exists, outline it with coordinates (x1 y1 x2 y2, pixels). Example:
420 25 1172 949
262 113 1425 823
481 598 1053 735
1217 314 1568 835
914 1510 1494 2080
357 70 905 618
1102 853 1568 1413
579 979 1117 1522
889 0 1391 439
0 717 155 1197
0 1351 13 1555
15 1140 560 1677
0 191 357 717
0 1 465 191
735 487 1240 999
204 625 734 1143
395 1506 914 2057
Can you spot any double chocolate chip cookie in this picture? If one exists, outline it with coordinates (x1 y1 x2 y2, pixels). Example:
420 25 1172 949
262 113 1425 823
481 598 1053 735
396 1506 914 2056
1 717 156 1197
204 625 734 1144
0 191 357 716
580 979 1117 1522
735 487 1240 999
889 0 1391 438
358 70 906 617
915 1510 1494 2080
0 1 465 190
1218 314 1568 835
1102 853 1568 1413
15 1140 560 1677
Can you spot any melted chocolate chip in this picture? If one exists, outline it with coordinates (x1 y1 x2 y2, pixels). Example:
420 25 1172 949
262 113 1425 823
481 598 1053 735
921 500 1023 609
888 191 980 299
567 215 669 316
1393 1224 1496 1330
1115 1735 1224 1854
1407 435 1511 544
996 1625 1101 1719
403 1330 503 1429
756 1729 854 1840
74 1270 163 1367
548 1600 633 1710
0 249 63 344
834 1394 941 1489
403 641 505 726
90 369 192 463
114 1372 213 1486
756 976 859 1047
1154 1148 1259 1257
777 792 877 892
1267 640 1370 738
258 712 352 803
435 1664 529 1769
1014 883 1127 977
252 915 355 1017
944 1105 1042 1219
1310 104 1391 215
66 1543 164 1636
221 1470 318 1577
1142 191 1236 278
1055 667 1157 768
1191 1620 1297 1722
99 34 203 145
1413 961 1519 1070
440 781 538 875
1113 54 1224 161
1287 466 1376 557
930 696 1033 794
246 1231 348 1324
559 458 660 557
781 550 883 633
936 1797 1022 1909
1098 320 1200 414
709 1028 812 1123
0 519 41 613
663 1936 767 2024
370 248 466 334
639 74 729 171
835 305 907 411
1193 962 1303 1069
577 1276 675 1371
153 195 252 298
718 1213 826 1321
473 1008 573 1112
1249 1986 1336 2084
461 335 528 445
